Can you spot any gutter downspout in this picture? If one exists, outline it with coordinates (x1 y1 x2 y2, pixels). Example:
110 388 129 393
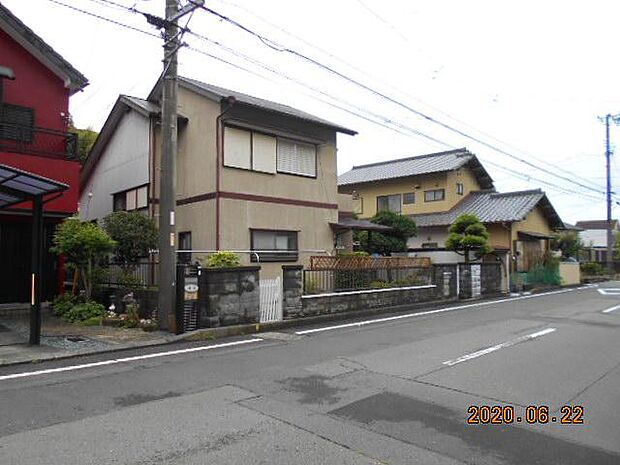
215 96 236 250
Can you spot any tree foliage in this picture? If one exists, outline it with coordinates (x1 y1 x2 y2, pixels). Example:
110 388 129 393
551 231 583 259
103 211 158 264
69 125 98 164
356 211 417 255
445 213 492 262
51 218 116 300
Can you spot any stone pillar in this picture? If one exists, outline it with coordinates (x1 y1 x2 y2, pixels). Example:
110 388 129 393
282 265 303 319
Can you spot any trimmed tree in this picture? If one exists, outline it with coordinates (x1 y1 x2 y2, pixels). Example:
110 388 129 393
445 213 492 263
551 231 583 260
357 211 417 255
102 211 158 266
51 218 116 300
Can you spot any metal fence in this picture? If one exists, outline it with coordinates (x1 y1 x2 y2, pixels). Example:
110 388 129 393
0 121 78 159
98 262 159 288
303 266 433 294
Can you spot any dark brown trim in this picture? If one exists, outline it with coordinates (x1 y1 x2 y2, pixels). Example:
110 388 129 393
176 191 217 206
221 191 337 209
175 190 338 209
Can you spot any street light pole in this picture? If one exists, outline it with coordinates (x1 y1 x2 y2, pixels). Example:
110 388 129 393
602 113 620 272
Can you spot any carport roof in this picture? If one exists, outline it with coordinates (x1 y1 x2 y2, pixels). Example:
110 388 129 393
0 164 69 209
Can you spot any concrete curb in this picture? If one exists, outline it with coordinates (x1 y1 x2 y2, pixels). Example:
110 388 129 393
2 284 595 368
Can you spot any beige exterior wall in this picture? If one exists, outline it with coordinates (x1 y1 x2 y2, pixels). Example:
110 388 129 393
487 223 512 250
511 206 553 242
343 166 482 219
337 192 353 213
219 197 336 279
175 200 216 252
559 262 581 285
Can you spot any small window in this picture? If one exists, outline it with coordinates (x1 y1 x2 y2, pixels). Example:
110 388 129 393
113 192 126 212
178 231 192 264
251 229 298 262
424 189 445 202
457 183 464 195
137 186 148 209
377 194 402 213
422 242 438 249
353 197 363 215
403 192 415 204
277 138 317 177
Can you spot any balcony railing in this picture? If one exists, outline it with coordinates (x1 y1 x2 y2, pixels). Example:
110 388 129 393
0 121 78 159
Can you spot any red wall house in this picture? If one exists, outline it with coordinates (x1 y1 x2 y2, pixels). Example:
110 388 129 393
0 4 88 303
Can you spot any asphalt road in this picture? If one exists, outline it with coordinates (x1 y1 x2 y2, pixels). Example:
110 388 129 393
1 282 619 464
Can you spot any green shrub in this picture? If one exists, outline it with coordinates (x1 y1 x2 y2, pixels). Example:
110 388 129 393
80 316 103 326
124 302 140 328
580 262 607 276
64 301 106 323
203 251 241 268
51 293 77 317
370 280 391 289
525 264 561 286
304 277 320 294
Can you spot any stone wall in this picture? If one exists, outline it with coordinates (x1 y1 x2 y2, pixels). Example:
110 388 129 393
459 263 502 299
196 266 260 327
282 265 303 319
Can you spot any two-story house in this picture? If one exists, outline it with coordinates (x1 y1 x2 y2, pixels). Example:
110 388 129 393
80 76 356 279
0 4 88 303
338 149 564 277
575 219 618 263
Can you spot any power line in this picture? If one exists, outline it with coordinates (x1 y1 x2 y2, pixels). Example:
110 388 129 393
192 2 610 195
46 0 612 203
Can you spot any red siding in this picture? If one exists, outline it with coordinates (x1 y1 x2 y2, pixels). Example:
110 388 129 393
0 28 70 131
0 26 78 215
0 151 79 213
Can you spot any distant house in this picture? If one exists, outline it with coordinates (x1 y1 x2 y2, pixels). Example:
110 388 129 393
0 4 88 303
575 220 618 262
338 149 565 276
81 76 356 278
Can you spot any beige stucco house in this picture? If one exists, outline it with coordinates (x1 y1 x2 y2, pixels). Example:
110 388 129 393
81 76 356 278
337 149 565 276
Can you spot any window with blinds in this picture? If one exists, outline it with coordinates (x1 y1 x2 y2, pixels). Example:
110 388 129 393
276 138 317 177
0 103 35 142
223 126 251 170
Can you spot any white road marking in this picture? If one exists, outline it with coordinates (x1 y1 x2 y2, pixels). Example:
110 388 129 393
295 286 592 335
602 304 620 313
0 338 264 382
442 328 557 366
597 288 620 295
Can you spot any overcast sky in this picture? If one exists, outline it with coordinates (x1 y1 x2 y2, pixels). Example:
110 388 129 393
5 0 620 223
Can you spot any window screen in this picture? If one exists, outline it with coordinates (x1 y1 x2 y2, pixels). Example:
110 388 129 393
252 133 276 173
424 189 445 202
0 103 35 142
223 127 251 169
277 139 316 177
457 183 464 195
403 192 415 204
136 186 148 209
251 230 298 262
377 194 401 213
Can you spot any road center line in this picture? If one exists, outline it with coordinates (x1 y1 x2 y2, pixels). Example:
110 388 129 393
602 304 620 313
0 338 264 382
295 286 591 335
442 328 557 367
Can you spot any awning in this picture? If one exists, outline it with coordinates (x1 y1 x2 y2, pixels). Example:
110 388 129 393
0 163 68 208
0 164 69 346
330 217 394 232
518 231 555 240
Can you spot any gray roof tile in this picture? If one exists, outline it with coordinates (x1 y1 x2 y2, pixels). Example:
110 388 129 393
177 77 356 135
338 148 492 187
412 189 562 228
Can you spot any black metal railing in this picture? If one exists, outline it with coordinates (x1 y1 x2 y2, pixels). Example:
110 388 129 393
0 121 78 159
303 266 433 294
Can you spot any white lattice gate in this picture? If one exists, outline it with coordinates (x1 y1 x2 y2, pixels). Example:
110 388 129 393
260 276 283 323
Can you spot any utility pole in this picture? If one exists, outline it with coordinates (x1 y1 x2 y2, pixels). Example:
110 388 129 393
157 0 203 330
601 114 620 273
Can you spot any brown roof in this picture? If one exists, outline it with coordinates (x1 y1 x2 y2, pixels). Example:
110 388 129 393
574 220 618 230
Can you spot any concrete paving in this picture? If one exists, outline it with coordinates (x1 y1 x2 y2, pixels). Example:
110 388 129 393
0 283 619 464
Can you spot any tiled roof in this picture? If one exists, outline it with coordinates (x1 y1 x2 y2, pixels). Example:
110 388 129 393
338 148 493 188
574 219 618 230
412 189 563 228
0 4 88 93
121 95 159 116
149 76 356 135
